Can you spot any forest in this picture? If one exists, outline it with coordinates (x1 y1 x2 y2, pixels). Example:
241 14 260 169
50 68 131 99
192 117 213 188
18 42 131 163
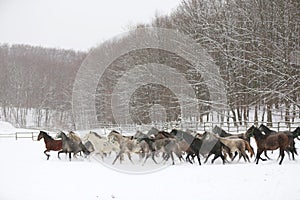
0 0 299 129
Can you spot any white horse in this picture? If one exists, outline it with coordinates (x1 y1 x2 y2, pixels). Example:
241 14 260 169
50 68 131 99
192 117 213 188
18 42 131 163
82 131 120 160
108 130 149 165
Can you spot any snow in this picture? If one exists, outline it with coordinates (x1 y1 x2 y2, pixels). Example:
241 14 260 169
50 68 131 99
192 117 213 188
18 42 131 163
0 123 300 200
0 121 38 134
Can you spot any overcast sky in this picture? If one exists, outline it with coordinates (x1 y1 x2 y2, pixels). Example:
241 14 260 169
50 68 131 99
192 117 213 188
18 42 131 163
0 0 182 51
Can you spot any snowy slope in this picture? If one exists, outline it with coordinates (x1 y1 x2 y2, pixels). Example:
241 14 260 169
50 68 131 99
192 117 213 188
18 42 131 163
0 121 38 134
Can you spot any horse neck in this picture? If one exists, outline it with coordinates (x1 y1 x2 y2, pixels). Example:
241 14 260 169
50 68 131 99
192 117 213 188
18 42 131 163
42 132 54 141
252 128 265 140
293 127 300 135
60 132 68 140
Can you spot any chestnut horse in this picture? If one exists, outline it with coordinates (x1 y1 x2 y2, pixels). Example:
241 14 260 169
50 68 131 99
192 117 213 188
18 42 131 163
37 131 62 160
246 126 290 165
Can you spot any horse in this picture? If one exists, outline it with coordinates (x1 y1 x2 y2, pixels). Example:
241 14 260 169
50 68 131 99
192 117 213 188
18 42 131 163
213 126 255 159
170 129 202 165
259 124 298 160
56 131 90 161
213 126 232 137
259 124 276 135
293 127 300 139
37 131 62 160
147 127 160 137
68 131 82 143
217 136 253 162
246 126 290 165
139 137 183 165
200 131 228 164
82 131 119 160
68 131 84 156
134 130 149 140
108 130 146 165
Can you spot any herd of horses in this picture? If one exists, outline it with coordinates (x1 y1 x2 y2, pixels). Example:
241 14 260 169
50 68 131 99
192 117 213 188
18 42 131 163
37 124 300 165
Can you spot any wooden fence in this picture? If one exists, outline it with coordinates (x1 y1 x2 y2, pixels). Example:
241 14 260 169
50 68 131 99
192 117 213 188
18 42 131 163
88 121 300 134
0 132 39 140
0 121 299 139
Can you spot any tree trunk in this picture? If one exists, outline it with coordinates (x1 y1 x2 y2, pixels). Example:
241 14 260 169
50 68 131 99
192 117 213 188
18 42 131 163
267 104 272 127
231 108 238 127
254 105 258 126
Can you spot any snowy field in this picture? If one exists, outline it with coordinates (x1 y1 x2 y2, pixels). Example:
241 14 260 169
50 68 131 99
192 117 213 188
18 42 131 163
1 122 300 200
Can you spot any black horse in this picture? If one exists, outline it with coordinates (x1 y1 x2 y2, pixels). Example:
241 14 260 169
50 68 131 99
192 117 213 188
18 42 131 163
170 129 202 165
201 131 228 164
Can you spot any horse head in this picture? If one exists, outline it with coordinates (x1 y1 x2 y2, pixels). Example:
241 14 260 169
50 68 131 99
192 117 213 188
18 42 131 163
246 125 261 138
37 131 44 141
293 127 300 139
55 131 67 139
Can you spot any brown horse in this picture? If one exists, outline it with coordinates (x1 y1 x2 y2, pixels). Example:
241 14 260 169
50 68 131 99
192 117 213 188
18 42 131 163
37 131 62 160
246 126 290 165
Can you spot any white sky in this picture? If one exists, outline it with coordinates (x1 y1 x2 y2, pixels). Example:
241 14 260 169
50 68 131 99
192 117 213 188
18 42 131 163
0 0 182 51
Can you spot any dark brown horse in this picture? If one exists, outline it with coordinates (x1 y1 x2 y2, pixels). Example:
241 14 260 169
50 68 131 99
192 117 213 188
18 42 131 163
259 124 298 160
246 126 290 165
37 131 62 160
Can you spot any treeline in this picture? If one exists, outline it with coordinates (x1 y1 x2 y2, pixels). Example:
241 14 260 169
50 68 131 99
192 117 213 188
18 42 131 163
0 0 299 128
143 0 300 125
96 0 300 126
0 44 86 128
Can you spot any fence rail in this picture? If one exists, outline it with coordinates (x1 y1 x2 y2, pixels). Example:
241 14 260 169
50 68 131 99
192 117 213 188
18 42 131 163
1 121 299 139
0 132 39 140
88 121 300 134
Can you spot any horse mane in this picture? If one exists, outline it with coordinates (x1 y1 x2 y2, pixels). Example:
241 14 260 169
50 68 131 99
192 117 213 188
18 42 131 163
212 126 231 137
90 131 103 139
259 124 276 134
158 131 173 138
293 127 300 134
41 131 54 140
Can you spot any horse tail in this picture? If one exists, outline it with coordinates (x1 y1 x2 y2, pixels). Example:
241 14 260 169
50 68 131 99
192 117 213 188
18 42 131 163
244 140 254 158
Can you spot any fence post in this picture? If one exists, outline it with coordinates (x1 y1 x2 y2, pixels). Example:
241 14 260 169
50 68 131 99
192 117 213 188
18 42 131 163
15 133 18 140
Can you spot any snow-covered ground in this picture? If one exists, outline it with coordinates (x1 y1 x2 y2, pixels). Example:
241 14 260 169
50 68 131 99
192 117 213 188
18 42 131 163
1 122 300 200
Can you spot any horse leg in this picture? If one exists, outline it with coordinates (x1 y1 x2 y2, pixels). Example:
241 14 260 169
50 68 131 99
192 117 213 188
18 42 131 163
256 149 263 164
241 151 249 162
204 153 212 164
232 152 238 161
196 153 201 165
44 150 50 160
58 150 64 160
112 152 122 165
142 153 150 166
151 152 158 164
263 151 270 160
69 152 72 161
220 153 226 164
170 152 175 165
237 151 242 162
243 151 250 162
211 154 218 164
279 148 285 165
127 152 134 164
186 154 193 164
